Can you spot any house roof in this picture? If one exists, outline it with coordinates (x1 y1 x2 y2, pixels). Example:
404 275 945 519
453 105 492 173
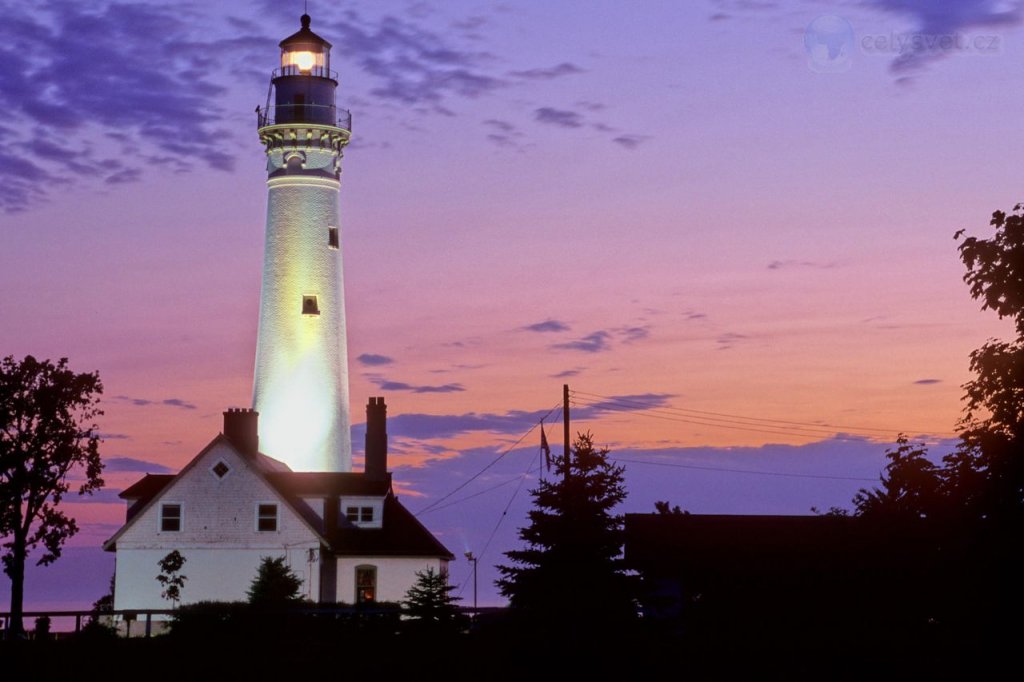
105 438 452 560
103 435 328 552
119 473 174 501
327 494 454 559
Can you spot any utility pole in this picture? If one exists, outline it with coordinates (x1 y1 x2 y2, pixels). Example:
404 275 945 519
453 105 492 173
563 383 571 484
464 551 478 614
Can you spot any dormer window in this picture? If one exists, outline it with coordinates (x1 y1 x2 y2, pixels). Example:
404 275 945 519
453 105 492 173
345 506 374 523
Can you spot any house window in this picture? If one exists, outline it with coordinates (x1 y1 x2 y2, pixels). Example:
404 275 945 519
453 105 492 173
328 227 339 249
212 461 230 479
257 504 278 532
345 506 373 523
302 295 319 315
160 504 182 532
355 565 377 603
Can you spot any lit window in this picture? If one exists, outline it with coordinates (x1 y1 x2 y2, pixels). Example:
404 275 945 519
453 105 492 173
160 504 181 532
257 504 278 532
346 506 374 523
302 295 319 315
328 227 339 249
356 565 377 603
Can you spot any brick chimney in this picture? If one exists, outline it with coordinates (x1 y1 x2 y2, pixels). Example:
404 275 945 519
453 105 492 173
365 397 387 479
223 408 259 456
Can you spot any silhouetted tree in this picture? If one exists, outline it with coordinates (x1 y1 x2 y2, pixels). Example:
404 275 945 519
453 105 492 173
401 566 466 632
497 432 635 629
854 435 942 519
953 209 1024 521
655 500 687 515
247 556 304 606
157 550 187 607
0 355 104 636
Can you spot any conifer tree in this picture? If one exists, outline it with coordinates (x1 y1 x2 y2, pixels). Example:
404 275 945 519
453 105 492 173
402 567 465 631
497 432 635 627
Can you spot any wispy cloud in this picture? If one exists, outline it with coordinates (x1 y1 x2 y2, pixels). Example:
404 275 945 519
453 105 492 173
551 368 584 379
767 259 838 270
914 378 942 385
384 394 675 442
535 107 585 128
114 395 197 410
716 332 748 350
523 319 571 333
357 353 395 366
483 118 525 149
868 0 1021 73
321 12 505 107
617 326 650 343
0 1 238 211
105 457 173 473
369 377 465 393
511 62 585 79
612 134 649 150
551 331 612 353
577 393 676 415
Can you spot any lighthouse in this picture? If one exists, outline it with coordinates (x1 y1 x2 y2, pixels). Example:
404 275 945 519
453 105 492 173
253 14 352 472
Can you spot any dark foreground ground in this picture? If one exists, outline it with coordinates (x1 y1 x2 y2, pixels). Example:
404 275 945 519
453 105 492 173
0 622 1015 681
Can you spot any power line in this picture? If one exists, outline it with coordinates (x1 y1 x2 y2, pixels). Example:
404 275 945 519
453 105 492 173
414 402 560 516
611 456 878 482
458 449 539 598
571 389 956 440
417 474 523 515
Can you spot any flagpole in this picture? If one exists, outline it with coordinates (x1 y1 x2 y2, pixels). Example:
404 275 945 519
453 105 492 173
563 384 570 484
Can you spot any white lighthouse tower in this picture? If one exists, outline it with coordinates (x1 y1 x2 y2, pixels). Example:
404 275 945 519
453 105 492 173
253 14 352 472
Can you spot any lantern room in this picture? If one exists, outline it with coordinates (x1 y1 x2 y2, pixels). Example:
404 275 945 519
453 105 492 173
265 14 343 128
280 13 331 76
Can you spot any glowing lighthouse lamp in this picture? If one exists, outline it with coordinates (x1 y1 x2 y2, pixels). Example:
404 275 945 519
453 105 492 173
253 14 354 472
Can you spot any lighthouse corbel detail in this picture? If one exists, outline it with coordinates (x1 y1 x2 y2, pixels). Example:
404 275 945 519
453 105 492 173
253 14 353 472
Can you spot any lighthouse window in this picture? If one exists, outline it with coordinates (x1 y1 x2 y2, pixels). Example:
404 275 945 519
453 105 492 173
328 227 339 249
302 295 320 315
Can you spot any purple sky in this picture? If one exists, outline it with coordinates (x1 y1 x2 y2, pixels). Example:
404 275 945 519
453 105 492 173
1 0 1020 610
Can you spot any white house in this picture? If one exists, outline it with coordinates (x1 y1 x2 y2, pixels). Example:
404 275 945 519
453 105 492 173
103 400 453 610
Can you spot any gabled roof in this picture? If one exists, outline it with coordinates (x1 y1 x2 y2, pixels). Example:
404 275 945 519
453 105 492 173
105 437 453 560
120 473 174 501
327 494 454 560
102 435 327 552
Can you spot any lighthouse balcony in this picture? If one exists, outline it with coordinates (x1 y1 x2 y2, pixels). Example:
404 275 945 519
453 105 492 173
258 104 352 131
275 65 339 80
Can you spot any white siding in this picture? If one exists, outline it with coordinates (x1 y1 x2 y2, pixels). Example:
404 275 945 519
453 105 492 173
114 441 321 610
115 547 320 611
335 557 445 604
